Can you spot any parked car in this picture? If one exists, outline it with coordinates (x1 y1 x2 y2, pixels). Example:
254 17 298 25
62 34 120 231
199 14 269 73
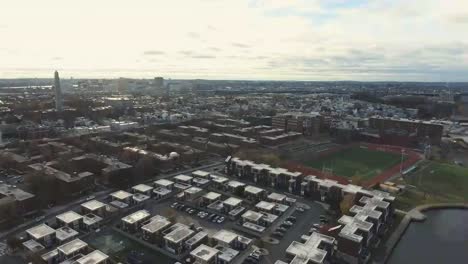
282 221 293 227
287 216 297 222
296 207 305 213
272 231 284 238
171 202 179 208
313 223 321 228
217 217 225 223
277 227 287 233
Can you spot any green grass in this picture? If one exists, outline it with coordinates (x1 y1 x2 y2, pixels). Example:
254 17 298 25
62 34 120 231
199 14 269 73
304 146 404 179
395 161 468 210
396 161 468 210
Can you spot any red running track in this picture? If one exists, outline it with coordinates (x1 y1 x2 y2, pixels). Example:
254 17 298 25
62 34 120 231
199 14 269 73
283 143 422 188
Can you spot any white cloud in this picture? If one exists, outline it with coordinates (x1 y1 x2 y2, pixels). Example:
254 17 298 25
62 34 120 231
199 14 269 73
0 0 467 81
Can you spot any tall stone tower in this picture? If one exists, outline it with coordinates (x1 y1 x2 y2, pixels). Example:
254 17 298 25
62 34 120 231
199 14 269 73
54 70 63 112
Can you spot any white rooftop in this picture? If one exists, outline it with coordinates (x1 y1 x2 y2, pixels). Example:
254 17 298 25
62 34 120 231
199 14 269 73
268 192 287 202
185 186 203 194
286 232 335 264
224 197 243 207
204 192 222 201
174 174 193 182
142 216 171 233
76 250 109 264
338 215 373 243
81 200 106 211
191 244 219 262
132 184 153 193
227 180 246 188
111 190 133 200
255 201 276 211
26 224 55 240
164 225 194 243
192 170 210 178
122 210 150 224
245 185 265 195
242 210 263 223
56 211 83 224
213 229 238 245
154 179 174 187
57 239 87 256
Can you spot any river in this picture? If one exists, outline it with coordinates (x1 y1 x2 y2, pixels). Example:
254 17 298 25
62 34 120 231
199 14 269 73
388 209 468 264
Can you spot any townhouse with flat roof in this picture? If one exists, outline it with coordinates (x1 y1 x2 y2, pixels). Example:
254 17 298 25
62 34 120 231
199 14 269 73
121 210 151 233
57 239 88 262
76 250 109 264
110 190 133 204
132 184 154 196
56 211 83 230
26 224 56 247
141 215 172 245
80 200 106 217
55 226 79 245
191 244 219 264
163 223 195 254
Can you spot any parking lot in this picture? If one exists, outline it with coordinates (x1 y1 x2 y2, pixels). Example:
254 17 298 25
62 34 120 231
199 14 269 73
146 199 237 237
260 201 327 264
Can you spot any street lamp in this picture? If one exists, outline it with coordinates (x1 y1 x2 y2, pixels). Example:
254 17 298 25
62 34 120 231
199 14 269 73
400 149 406 175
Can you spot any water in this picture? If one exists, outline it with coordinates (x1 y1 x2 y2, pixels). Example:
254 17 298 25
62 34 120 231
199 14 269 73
388 209 468 264
84 228 176 264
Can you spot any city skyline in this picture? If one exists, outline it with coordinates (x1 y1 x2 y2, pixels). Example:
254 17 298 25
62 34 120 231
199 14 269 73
1 0 468 81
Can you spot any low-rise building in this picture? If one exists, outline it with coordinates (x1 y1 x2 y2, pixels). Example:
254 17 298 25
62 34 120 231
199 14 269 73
164 223 195 254
223 197 243 212
153 187 172 199
121 210 151 233
255 201 276 213
26 224 56 247
185 231 208 251
132 184 154 196
142 215 172 244
55 226 79 245
82 213 103 231
76 250 109 264
192 170 210 178
81 200 106 217
190 244 219 264
244 186 266 201
154 179 174 190
184 186 204 201
23 239 45 254
285 232 335 264
57 239 88 261
174 174 193 184
56 211 83 230
110 190 133 204
202 192 222 206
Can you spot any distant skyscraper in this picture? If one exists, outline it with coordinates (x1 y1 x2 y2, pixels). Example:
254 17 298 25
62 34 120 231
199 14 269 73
117 78 129 93
54 70 63 112
153 77 168 97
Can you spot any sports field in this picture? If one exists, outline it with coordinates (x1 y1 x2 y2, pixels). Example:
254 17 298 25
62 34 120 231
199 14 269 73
305 146 404 179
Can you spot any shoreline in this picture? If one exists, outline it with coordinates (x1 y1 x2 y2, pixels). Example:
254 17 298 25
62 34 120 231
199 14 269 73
379 203 468 264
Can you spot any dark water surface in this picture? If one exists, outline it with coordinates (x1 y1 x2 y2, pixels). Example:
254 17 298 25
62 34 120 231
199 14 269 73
388 209 468 264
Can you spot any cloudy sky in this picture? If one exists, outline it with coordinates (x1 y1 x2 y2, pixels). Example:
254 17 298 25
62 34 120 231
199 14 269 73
1 0 468 81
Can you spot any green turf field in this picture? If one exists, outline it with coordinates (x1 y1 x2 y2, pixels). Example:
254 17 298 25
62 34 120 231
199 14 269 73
305 146 404 179
395 161 468 210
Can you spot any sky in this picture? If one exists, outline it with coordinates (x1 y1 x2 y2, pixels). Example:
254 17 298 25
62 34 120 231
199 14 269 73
1 0 468 81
